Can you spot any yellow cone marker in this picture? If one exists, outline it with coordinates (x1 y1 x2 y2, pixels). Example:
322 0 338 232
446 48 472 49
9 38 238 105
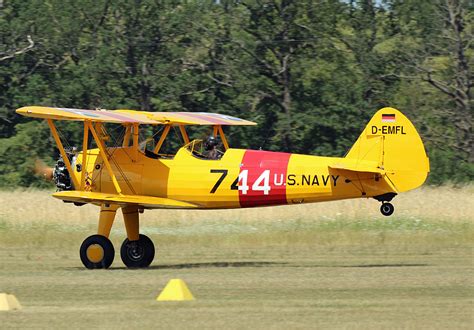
0 293 22 311
156 279 195 301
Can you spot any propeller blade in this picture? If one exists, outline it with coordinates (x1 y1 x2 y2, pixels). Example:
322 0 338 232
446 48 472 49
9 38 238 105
34 159 54 181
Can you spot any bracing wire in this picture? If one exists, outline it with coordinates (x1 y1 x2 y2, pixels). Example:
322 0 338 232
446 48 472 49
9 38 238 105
100 124 137 195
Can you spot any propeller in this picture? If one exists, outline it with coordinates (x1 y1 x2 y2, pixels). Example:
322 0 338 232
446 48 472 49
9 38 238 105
34 158 54 181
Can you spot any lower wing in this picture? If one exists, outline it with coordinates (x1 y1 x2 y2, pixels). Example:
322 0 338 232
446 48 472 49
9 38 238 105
53 191 197 209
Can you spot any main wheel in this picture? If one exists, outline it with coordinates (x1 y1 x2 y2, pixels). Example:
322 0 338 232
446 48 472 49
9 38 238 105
380 202 395 216
80 235 115 269
120 234 155 268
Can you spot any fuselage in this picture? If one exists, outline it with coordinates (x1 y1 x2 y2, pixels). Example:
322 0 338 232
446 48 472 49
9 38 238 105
73 146 394 209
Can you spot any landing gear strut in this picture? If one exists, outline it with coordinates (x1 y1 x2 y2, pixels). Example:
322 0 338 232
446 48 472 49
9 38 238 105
380 202 394 216
79 204 156 269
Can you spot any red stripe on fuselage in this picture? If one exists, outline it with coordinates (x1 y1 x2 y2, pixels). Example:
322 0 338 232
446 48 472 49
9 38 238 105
239 150 291 208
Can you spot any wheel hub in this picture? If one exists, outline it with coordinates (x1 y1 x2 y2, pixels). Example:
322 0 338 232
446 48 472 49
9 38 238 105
127 242 144 261
86 244 104 263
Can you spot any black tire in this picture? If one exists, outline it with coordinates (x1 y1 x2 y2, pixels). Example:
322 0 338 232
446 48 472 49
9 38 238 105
380 202 395 216
80 235 115 269
120 234 155 268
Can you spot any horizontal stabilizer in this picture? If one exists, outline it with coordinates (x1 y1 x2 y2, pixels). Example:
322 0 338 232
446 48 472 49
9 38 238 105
329 161 398 192
53 191 197 209
329 160 387 175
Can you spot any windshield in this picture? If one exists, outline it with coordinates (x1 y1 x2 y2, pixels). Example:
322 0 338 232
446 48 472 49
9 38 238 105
185 139 224 160
185 139 205 156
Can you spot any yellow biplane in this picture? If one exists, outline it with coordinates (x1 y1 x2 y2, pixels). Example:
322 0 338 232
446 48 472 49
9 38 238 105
16 106 429 269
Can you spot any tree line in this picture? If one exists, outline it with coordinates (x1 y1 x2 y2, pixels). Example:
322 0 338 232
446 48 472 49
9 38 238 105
0 0 472 187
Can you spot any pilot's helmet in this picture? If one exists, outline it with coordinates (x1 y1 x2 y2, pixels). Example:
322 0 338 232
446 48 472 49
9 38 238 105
205 136 218 150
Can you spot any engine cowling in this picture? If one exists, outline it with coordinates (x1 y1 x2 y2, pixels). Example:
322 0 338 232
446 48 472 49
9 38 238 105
53 151 76 191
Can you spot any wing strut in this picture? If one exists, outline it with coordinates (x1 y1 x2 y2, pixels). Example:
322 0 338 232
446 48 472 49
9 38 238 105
122 124 131 147
179 125 190 144
218 125 229 150
88 121 122 194
154 125 171 154
211 125 229 150
47 119 80 189
81 121 89 190
132 123 139 161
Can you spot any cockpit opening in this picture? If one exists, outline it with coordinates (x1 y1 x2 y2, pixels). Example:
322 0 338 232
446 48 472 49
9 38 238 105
134 124 230 160
185 139 224 160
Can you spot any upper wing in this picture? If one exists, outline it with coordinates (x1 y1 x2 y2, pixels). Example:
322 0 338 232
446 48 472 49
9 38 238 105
17 106 257 126
116 110 257 126
16 106 160 124
53 191 198 209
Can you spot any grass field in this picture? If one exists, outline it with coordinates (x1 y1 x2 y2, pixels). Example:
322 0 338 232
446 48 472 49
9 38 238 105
0 187 473 328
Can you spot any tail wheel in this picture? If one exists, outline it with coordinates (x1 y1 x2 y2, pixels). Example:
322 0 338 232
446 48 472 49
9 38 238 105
380 202 395 216
120 234 155 268
80 235 115 269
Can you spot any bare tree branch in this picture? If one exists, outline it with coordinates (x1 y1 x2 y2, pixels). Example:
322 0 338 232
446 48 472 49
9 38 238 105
207 74 233 87
0 35 34 62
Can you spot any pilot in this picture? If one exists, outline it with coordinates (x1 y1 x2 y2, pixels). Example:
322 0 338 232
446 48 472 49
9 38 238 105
204 136 222 160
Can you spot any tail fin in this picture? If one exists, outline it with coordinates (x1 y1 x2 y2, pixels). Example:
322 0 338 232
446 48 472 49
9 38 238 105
345 107 430 192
